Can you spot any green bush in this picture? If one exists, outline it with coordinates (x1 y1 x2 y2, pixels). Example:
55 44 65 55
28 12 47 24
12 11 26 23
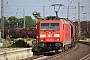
10 40 31 48
6 35 11 41
79 36 86 40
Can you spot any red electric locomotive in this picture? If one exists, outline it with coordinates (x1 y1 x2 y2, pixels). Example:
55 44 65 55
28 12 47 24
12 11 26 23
32 17 78 53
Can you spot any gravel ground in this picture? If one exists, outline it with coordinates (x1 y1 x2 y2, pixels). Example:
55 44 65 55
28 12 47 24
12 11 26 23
49 42 90 60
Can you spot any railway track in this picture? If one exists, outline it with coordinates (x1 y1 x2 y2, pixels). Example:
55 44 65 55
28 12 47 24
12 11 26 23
22 41 90 60
43 41 90 60
80 53 90 60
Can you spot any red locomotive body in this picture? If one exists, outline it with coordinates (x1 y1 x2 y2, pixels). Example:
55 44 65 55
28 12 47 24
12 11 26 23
35 18 77 53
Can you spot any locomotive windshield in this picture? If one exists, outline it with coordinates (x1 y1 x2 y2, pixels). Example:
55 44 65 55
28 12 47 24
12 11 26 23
40 23 59 30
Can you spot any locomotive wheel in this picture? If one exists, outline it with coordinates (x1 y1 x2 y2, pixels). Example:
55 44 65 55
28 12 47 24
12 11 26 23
65 45 69 50
68 44 72 48
71 42 76 47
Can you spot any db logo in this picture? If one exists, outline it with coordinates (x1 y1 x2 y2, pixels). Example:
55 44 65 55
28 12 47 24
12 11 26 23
48 34 52 37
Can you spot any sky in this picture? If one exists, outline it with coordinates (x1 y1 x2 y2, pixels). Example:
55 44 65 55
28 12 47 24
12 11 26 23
0 0 90 21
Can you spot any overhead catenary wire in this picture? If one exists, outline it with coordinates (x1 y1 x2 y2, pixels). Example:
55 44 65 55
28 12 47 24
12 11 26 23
3 0 90 20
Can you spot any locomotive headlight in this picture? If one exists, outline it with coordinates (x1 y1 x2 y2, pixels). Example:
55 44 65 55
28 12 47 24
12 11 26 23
55 38 60 41
40 34 46 38
54 34 60 37
56 39 60 41
40 38 45 42
41 39 44 41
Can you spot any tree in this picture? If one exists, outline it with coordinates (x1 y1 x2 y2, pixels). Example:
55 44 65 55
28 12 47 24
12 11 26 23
4 16 36 28
25 16 36 27
8 16 18 28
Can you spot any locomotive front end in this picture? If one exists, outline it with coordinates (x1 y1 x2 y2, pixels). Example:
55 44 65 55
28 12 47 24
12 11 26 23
37 20 63 53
